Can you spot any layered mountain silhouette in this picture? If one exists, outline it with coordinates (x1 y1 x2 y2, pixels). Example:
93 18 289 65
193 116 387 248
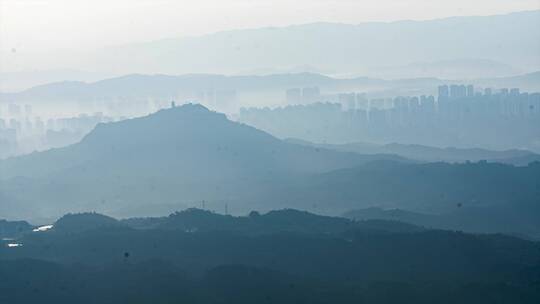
286 138 540 166
0 104 403 219
0 104 403 178
3 71 540 105
372 58 523 80
2 209 539 304
122 208 423 235
1 104 538 239
343 207 540 241
62 11 540 77
300 161 540 238
0 73 337 102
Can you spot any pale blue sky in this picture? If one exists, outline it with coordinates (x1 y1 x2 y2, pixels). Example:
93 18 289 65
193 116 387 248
1 0 539 52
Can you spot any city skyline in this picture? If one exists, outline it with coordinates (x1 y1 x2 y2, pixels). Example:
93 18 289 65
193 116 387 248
2 82 539 159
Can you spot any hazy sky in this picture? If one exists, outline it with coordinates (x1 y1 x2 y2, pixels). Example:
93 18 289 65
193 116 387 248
1 0 539 53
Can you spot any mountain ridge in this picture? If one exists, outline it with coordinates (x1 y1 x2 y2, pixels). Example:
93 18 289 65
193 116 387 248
0 104 408 219
85 10 540 76
286 138 540 166
2 71 539 104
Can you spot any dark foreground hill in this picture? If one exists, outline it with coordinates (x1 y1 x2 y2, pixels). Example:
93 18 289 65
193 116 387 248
1 210 539 304
0 219 33 239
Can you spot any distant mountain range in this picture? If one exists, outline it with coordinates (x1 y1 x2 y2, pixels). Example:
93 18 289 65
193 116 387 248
69 10 540 78
297 161 540 239
0 104 404 219
0 73 342 102
371 58 524 80
343 207 540 241
286 139 540 166
475 71 540 91
2 71 539 108
0 104 539 238
0 69 113 93
2 11 538 90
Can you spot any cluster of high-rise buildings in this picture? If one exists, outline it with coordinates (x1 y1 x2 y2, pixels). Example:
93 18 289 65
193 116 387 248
0 95 195 159
0 104 117 159
2 83 540 158
286 87 321 104
0 90 240 159
240 85 540 150
435 85 538 118
283 85 540 117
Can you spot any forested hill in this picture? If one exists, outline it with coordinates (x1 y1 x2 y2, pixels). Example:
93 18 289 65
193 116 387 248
1 209 539 303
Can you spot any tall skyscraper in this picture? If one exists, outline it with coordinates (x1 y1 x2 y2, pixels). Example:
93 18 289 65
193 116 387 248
338 93 356 110
439 85 450 99
302 87 320 103
356 93 369 110
286 88 302 104
466 85 474 97
450 85 467 99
